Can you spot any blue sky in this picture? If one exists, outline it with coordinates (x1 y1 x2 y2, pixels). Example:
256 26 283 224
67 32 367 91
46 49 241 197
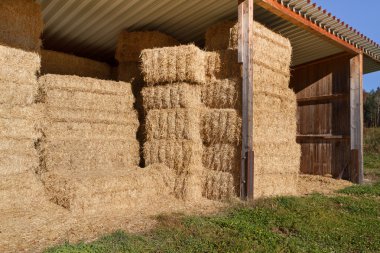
313 0 380 91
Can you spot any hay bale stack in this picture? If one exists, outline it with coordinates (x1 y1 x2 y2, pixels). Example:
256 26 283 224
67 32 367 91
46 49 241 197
205 20 300 198
0 45 41 176
38 74 140 173
116 31 179 166
0 5 72 249
41 164 175 215
0 0 43 52
116 31 179 63
41 50 112 80
141 45 207 201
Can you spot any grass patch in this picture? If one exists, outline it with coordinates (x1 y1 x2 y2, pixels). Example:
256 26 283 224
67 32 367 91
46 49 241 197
339 181 380 197
45 192 380 253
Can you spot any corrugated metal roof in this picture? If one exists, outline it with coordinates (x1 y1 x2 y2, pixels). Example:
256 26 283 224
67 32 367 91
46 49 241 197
37 0 380 73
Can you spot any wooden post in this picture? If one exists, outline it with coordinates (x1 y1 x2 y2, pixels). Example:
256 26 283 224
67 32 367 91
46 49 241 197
238 0 254 200
350 53 364 184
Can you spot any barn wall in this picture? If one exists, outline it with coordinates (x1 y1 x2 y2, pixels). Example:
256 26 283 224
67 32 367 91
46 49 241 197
290 53 352 179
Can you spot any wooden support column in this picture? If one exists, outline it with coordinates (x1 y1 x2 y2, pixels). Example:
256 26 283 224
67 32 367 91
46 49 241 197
238 0 254 200
350 53 364 184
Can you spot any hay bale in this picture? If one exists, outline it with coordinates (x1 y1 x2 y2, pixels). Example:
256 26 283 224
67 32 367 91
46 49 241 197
0 0 43 52
41 50 112 80
115 31 179 62
41 164 175 213
201 78 241 109
142 83 202 110
45 122 137 141
0 153 39 176
0 45 40 85
45 107 139 126
202 144 240 173
141 45 206 85
254 173 299 198
146 109 202 141
144 140 203 173
43 139 140 172
205 21 238 51
201 109 241 145
0 83 37 106
45 89 135 113
205 50 240 80
174 171 204 201
38 74 135 101
202 170 237 200
0 171 46 209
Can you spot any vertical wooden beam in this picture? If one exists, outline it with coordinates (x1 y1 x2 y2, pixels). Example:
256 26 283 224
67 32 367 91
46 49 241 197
350 53 364 184
238 0 254 200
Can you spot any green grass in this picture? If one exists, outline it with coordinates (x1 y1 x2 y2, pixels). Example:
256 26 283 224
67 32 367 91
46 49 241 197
364 128 380 180
46 192 380 253
45 129 380 253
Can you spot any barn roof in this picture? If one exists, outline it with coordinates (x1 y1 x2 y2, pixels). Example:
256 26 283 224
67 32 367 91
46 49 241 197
38 0 380 73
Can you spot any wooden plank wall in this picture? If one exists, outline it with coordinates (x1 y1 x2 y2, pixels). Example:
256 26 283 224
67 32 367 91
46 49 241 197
290 53 352 178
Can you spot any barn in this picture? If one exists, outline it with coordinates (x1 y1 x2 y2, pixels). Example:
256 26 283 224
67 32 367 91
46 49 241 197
1 0 380 251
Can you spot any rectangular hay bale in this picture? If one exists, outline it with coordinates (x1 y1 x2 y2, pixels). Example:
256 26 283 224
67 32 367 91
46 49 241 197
145 109 202 141
144 140 203 173
202 144 240 173
142 83 202 110
201 78 241 109
141 45 206 85
201 109 241 145
116 31 179 62
0 0 43 51
41 50 112 80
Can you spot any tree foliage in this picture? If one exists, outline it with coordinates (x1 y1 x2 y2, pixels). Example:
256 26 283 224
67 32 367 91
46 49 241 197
364 87 380 127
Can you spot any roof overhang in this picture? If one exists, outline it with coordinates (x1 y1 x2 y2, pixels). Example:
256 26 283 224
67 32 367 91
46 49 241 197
38 0 380 73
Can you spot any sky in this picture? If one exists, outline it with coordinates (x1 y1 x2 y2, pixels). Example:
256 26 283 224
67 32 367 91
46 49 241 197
313 0 380 92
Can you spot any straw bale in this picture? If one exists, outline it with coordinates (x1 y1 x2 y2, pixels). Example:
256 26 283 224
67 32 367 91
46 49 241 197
142 83 202 110
146 109 202 141
44 139 140 172
205 21 238 51
201 109 241 145
205 20 290 55
0 203 70 253
254 143 301 175
0 171 46 209
174 171 204 201
0 47 40 85
144 140 203 173
201 78 241 109
45 89 135 113
118 62 143 83
253 91 297 114
205 50 240 80
0 153 39 176
41 164 175 213
141 45 206 85
38 74 134 97
0 82 37 106
0 0 43 52
202 170 237 200
116 31 179 62
254 173 298 198
45 107 139 126
41 50 112 79
0 118 41 140
45 122 137 141
202 144 240 173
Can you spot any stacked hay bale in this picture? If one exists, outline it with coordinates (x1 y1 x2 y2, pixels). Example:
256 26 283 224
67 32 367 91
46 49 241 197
41 50 112 79
205 20 300 198
203 22 242 200
115 31 179 166
38 74 140 173
141 45 206 201
0 1 70 252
